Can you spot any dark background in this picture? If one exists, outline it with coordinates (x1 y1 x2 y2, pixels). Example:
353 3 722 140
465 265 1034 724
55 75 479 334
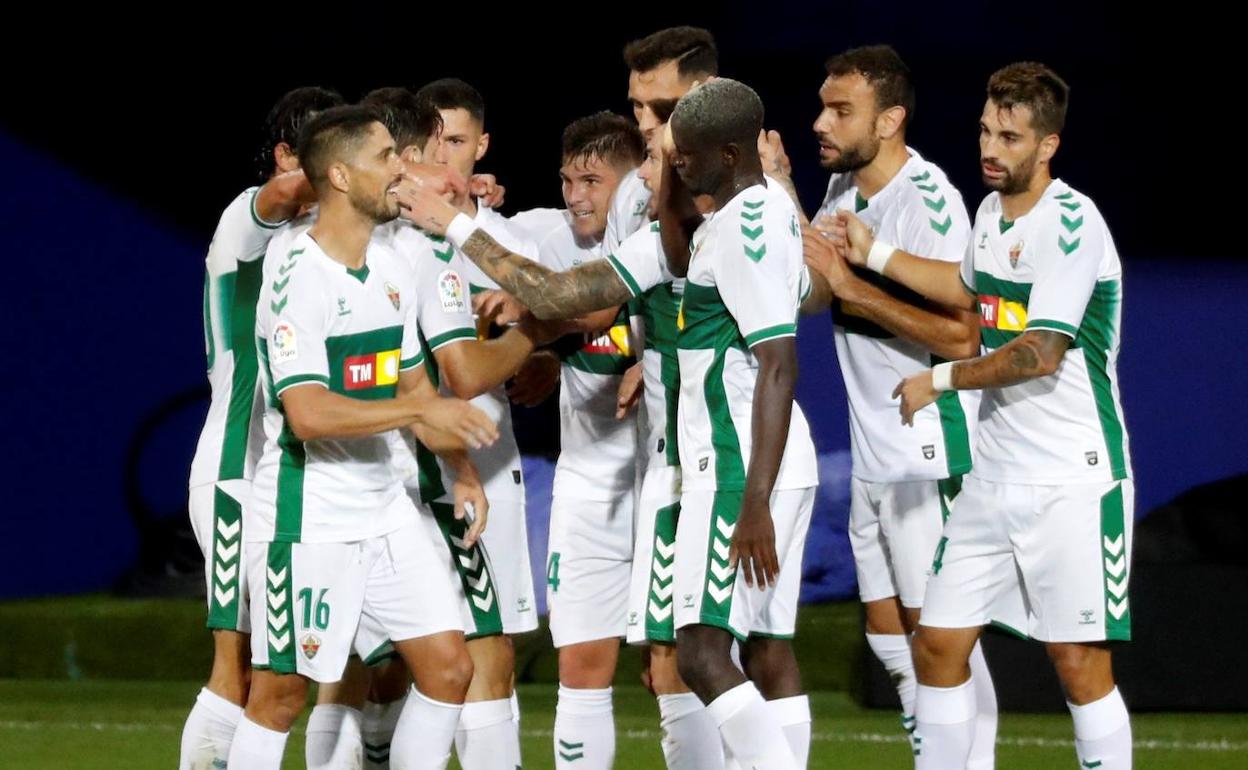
0 3 1243 598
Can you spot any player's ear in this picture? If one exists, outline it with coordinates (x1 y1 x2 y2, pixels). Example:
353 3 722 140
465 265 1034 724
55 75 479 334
476 132 490 162
1038 132 1060 166
876 105 906 141
722 143 740 169
328 162 350 194
274 142 300 173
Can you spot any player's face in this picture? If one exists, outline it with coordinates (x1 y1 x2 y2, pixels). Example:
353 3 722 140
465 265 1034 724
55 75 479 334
669 126 724 198
347 123 405 223
637 129 664 209
813 74 881 172
629 60 689 141
429 108 486 182
560 154 626 241
979 100 1043 195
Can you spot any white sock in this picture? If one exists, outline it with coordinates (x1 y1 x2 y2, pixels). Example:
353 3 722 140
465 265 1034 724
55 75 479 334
389 687 463 770
363 699 404 769
657 692 725 770
554 685 614 770
225 714 289 769
179 687 243 770
914 678 977 770
967 642 999 770
1069 687 1132 770
306 704 363 770
866 632 917 735
455 698 521 770
769 695 811 769
705 681 796 770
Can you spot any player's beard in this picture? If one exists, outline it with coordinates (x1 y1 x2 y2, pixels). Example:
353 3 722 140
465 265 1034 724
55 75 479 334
821 133 879 173
351 184 400 224
984 148 1038 196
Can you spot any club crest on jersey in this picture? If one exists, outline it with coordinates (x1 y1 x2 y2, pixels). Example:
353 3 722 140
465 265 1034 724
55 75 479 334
272 322 298 363
922 444 936 460
1009 240 1025 269
438 270 465 313
301 634 321 659
385 281 401 311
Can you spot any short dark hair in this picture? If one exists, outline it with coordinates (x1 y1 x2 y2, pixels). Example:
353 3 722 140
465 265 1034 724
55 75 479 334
298 105 387 194
824 45 916 124
414 78 486 125
987 62 1070 136
623 26 718 79
360 87 442 152
561 111 645 170
256 86 344 180
671 79 763 151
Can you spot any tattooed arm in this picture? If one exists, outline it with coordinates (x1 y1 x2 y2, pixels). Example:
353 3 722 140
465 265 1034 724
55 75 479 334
892 330 1071 425
459 230 632 320
395 182 632 320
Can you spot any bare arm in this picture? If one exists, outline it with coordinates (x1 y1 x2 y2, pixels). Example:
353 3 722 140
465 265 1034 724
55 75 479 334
893 330 1071 425
254 169 315 225
433 326 538 400
460 230 632 320
832 211 975 311
730 336 797 590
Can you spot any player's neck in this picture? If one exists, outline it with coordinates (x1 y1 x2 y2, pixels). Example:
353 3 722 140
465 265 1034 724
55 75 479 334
853 141 909 199
714 165 765 210
309 201 375 270
456 195 479 218
1000 168 1053 222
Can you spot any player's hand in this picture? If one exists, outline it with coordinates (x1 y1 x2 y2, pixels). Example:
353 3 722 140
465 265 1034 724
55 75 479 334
401 161 468 200
729 496 780 589
802 225 853 294
452 463 490 548
828 210 874 267
393 176 462 236
470 174 507 209
757 129 793 182
421 397 499 449
507 350 561 407
473 289 530 326
893 370 939 427
616 362 644 419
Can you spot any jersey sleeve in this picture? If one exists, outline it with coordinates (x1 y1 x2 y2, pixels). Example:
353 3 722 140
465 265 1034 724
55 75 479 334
605 223 672 298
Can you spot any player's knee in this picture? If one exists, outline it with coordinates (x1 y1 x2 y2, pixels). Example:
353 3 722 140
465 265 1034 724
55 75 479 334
1047 643 1113 703
911 627 960 681
676 637 721 694
435 647 476 698
248 674 308 731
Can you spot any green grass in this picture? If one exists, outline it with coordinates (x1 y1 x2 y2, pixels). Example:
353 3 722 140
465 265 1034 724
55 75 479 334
0 679 1244 769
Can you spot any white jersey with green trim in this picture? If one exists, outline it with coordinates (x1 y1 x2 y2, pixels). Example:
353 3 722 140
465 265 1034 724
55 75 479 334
961 179 1132 484
509 208 639 502
249 230 424 543
676 181 818 493
817 149 978 483
379 215 531 507
604 168 652 255
605 222 682 474
190 187 288 488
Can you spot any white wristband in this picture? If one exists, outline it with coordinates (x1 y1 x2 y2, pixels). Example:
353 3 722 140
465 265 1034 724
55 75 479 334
445 212 478 249
931 362 956 392
866 239 896 274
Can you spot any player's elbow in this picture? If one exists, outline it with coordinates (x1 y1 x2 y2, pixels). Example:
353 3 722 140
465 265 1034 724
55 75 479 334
440 369 486 401
285 411 324 442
